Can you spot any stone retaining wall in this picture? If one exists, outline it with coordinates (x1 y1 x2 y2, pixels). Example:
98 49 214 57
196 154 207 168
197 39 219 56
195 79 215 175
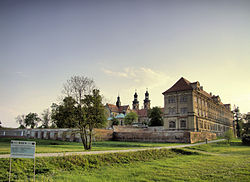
113 126 217 143
113 131 190 143
0 128 113 142
0 127 217 143
189 132 217 143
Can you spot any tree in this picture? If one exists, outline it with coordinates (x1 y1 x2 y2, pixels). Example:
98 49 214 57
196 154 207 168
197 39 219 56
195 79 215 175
54 75 107 150
224 129 234 144
233 106 241 138
80 89 107 150
62 75 95 103
148 107 163 126
16 114 26 128
242 122 250 135
41 108 51 128
24 113 41 129
111 117 119 126
51 97 78 128
124 112 138 125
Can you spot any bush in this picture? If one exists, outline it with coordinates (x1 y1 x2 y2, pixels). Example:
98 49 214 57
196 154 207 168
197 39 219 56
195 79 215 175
224 129 234 144
111 117 119 126
242 134 250 145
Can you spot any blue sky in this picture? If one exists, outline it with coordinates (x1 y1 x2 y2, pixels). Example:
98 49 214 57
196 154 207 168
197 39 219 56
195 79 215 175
0 0 250 127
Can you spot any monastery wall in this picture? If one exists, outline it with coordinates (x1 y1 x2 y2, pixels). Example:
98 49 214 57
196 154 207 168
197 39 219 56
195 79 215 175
0 127 216 143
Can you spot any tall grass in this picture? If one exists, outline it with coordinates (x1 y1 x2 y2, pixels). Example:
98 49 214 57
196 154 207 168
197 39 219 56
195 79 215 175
0 148 189 181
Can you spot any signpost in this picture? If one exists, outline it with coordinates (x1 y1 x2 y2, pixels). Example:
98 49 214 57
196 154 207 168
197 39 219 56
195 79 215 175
9 140 36 182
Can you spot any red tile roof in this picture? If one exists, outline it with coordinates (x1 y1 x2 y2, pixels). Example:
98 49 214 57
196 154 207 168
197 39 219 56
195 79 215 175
162 77 193 94
118 105 130 113
106 104 130 113
163 77 230 109
136 109 148 117
136 107 164 117
106 104 119 112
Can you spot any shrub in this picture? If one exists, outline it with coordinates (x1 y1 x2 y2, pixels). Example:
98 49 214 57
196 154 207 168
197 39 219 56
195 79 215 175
111 117 119 126
242 134 250 145
224 129 234 144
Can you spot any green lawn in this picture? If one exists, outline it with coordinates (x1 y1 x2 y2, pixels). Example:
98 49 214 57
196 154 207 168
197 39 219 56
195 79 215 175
37 155 250 182
0 138 182 154
1 139 249 181
187 139 250 155
35 139 250 182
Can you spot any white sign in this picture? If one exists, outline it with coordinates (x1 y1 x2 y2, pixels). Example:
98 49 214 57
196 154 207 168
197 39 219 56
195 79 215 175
10 140 36 159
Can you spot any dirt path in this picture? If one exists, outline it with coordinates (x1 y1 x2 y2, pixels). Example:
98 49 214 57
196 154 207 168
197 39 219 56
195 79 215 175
0 139 225 158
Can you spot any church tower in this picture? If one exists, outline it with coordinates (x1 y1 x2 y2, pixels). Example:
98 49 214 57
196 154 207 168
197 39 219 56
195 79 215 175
116 95 121 108
144 89 150 110
132 90 139 110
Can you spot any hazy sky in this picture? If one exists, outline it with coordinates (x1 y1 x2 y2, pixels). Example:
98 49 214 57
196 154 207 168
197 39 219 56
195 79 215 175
1 0 250 127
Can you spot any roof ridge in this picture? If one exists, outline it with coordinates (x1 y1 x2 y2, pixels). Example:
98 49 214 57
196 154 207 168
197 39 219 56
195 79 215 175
181 77 191 84
162 77 193 94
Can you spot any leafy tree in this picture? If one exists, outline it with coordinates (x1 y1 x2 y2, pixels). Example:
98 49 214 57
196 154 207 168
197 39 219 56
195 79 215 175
148 107 163 126
16 114 26 128
111 117 119 126
241 116 250 135
124 112 138 125
80 89 107 150
54 75 107 150
41 108 51 128
242 122 250 135
51 97 77 128
224 129 234 144
24 113 41 129
242 134 250 145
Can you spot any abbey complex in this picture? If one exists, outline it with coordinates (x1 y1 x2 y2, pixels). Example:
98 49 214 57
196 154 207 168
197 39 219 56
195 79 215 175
0 77 234 143
106 77 234 136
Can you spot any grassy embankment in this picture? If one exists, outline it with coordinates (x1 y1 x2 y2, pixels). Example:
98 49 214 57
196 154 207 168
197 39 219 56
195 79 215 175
0 138 182 154
0 139 249 181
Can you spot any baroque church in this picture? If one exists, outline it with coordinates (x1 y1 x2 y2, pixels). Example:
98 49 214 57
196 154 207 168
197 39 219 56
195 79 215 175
105 90 152 125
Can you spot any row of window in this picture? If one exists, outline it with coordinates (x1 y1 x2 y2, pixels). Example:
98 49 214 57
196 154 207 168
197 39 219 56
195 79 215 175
194 96 232 118
199 121 228 131
168 107 188 115
168 95 187 103
169 120 186 128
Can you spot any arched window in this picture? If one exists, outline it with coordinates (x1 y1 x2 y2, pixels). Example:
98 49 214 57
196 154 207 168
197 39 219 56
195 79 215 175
169 121 176 128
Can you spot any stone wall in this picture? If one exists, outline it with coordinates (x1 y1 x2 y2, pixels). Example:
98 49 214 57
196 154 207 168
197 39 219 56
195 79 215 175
0 128 113 142
114 131 190 143
113 126 216 143
94 129 114 141
0 127 216 143
189 131 216 143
